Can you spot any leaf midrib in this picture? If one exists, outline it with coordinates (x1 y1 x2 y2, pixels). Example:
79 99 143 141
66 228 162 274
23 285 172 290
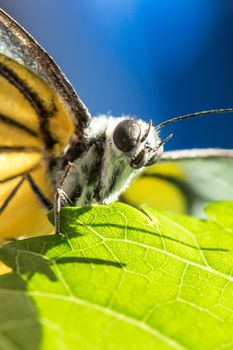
75 220 233 282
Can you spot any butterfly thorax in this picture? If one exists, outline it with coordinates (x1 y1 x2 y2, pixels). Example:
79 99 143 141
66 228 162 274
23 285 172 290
62 115 162 206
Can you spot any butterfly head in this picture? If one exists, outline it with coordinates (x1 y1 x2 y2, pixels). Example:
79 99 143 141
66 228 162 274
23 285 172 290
112 118 172 169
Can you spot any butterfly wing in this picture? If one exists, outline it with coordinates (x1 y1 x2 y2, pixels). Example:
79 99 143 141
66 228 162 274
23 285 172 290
121 162 189 214
121 154 233 216
0 9 91 133
0 10 90 238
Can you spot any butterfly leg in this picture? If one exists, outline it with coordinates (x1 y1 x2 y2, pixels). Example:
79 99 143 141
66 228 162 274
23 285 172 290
54 162 73 235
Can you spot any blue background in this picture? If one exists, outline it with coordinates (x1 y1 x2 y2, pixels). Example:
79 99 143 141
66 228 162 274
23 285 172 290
1 0 233 151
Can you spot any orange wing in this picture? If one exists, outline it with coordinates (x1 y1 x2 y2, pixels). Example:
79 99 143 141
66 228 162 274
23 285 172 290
0 54 75 238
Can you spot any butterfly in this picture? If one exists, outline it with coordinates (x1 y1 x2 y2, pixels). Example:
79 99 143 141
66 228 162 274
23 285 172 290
0 9 233 238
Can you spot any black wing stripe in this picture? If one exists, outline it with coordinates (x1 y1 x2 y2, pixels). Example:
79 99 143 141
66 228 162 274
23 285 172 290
25 173 53 210
0 146 42 152
0 165 39 184
0 112 38 137
0 177 25 214
0 173 52 215
0 62 57 150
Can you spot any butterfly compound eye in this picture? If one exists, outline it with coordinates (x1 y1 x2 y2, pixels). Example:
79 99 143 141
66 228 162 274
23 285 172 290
113 119 141 153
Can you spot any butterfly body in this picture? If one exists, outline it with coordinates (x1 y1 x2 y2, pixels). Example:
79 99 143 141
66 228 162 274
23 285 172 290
0 9 232 238
0 9 163 237
61 115 162 206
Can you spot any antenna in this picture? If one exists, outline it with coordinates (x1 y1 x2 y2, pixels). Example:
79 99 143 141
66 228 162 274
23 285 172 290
155 108 233 130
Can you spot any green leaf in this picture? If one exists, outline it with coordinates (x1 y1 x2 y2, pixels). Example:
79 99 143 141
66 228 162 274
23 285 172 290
0 202 233 350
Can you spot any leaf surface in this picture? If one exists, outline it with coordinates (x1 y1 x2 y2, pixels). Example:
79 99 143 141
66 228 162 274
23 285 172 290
0 202 233 350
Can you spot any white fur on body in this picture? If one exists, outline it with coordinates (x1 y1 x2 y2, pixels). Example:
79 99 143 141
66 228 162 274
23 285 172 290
63 115 162 206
